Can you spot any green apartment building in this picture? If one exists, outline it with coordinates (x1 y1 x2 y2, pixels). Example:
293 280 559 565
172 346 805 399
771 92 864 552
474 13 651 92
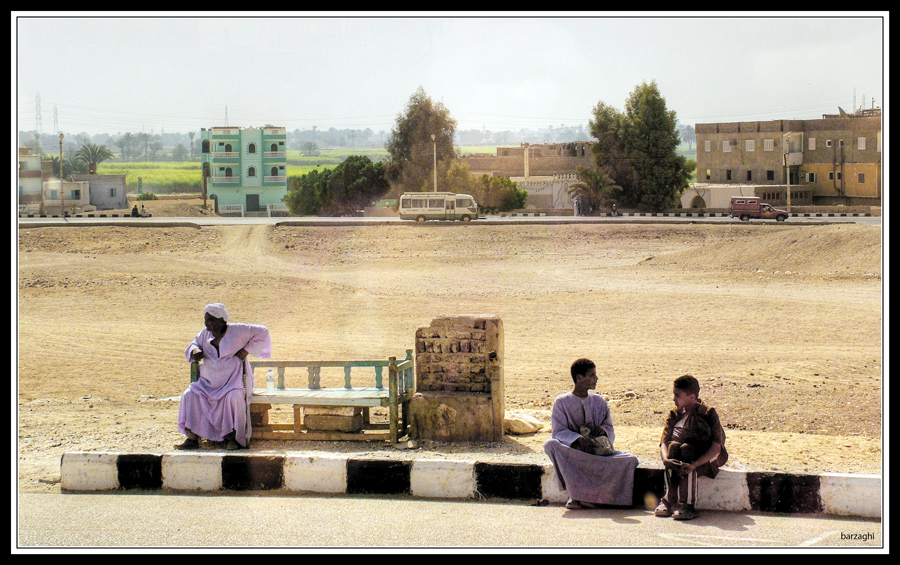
200 126 288 215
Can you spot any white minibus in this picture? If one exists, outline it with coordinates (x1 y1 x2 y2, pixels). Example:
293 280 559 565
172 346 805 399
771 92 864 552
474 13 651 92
398 192 480 222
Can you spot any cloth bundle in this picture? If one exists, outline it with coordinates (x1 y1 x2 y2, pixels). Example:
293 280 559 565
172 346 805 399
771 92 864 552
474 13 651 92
578 426 614 456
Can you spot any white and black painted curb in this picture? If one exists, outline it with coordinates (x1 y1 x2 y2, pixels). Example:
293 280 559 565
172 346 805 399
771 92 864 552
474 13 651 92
59 452 881 519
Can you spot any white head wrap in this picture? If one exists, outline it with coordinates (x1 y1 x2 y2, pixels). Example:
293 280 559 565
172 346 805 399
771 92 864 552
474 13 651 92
203 302 229 321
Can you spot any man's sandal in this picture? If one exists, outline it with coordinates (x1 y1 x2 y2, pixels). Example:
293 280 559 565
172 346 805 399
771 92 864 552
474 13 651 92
175 437 200 450
565 499 598 510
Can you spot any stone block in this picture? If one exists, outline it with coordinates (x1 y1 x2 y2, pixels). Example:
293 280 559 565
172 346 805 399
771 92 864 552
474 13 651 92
409 391 495 442
304 412 364 432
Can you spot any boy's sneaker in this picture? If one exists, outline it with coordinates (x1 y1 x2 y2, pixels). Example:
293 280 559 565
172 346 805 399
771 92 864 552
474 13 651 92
654 499 674 517
672 503 700 520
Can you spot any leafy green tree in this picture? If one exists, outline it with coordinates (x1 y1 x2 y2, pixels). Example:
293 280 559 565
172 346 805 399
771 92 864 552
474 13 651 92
473 175 528 213
678 123 696 151
441 160 480 196
285 168 329 216
74 143 116 173
284 156 390 217
589 81 694 211
115 133 135 162
568 165 622 213
171 143 189 161
385 86 458 193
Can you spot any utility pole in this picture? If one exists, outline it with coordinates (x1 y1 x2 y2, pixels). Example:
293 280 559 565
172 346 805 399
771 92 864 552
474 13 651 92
431 134 437 192
783 131 791 214
59 133 65 216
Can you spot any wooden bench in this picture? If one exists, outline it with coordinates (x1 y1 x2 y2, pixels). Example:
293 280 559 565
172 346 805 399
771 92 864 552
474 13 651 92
190 350 414 443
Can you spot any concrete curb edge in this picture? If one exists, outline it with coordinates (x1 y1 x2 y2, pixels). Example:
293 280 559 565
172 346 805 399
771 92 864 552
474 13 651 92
59 452 881 519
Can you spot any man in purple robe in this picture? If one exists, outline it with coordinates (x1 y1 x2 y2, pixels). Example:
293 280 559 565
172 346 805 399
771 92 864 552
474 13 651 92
176 303 271 450
543 358 639 509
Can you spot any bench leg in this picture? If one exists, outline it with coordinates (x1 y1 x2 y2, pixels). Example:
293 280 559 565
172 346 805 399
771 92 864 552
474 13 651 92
293 405 303 434
250 403 271 427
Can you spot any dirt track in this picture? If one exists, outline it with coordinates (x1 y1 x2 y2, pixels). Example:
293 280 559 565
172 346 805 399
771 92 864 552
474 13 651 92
16 210 883 493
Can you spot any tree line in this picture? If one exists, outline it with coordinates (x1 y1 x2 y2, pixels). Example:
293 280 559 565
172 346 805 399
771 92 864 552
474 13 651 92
20 81 695 214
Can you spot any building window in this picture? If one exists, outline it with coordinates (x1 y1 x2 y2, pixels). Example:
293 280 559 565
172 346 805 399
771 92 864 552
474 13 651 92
723 140 732 153
839 140 844 148
704 140 711 152
109 188 116 198
766 170 775 181
71 189 81 200
764 139 774 151
858 137 866 150
270 143 278 152
829 171 843 181
726 170 732 181
49 190 58 200
745 140 755 152
858 173 866 183
248 167 256 177
826 140 832 148
746 170 753 181
225 167 233 177
807 172 816 182
271 167 278 176
705 169 711 180
809 138 816 150
248 143 256 154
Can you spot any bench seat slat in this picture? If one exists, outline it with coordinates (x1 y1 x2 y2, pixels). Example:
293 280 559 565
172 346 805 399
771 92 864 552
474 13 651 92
251 387 396 407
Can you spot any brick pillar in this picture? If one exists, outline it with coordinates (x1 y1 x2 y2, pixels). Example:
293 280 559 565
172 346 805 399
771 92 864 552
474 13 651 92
409 315 504 442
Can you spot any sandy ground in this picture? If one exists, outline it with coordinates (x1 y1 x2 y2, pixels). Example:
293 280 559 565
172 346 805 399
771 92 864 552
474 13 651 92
16 199 883 493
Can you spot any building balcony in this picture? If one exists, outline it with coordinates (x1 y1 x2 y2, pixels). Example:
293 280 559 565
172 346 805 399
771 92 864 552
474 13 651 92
263 151 286 159
210 152 239 160
209 176 240 184
264 176 287 184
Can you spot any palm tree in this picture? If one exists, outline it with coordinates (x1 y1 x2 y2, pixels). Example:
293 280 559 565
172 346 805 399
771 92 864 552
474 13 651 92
24 132 43 156
187 131 196 160
568 165 622 214
75 143 116 174
301 141 320 157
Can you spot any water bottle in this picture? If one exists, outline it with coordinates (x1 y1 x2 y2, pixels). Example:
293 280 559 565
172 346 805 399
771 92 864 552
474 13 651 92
266 369 275 393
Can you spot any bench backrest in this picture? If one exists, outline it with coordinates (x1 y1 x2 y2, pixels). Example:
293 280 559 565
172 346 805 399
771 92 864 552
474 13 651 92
191 349 414 395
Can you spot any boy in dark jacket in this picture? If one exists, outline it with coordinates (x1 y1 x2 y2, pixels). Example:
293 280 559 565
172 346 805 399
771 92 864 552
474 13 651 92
655 374 728 520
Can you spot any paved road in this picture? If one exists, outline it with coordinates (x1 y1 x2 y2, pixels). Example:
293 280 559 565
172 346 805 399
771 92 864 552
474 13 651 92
15 492 884 550
16 214 882 227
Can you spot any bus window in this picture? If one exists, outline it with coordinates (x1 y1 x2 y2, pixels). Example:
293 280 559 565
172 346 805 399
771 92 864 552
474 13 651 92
457 198 473 208
428 198 444 208
411 199 426 208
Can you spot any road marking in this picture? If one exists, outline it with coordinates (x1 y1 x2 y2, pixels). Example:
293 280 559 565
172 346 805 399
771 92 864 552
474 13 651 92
798 530 839 546
658 533 780 546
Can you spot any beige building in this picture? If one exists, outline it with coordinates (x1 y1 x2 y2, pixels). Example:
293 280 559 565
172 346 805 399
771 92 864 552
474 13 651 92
459 142 594 210
694 107 881 206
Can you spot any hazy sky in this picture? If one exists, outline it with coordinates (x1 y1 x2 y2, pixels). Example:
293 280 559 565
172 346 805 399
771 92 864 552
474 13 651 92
13 12 887 138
